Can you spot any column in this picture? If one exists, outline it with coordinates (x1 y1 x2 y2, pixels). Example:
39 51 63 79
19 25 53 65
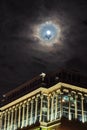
4 112 7 130
14 108 17 130
68 94 71 120
7 111 10 130
55 94 58 119
60 92 63 118
18 105 21 128
11 109 14 130
40 95 43 122
75 95 78 120
30 100 33 125
81 96 84 123
22 103 26 127
0 113 2 130
35 98 38 122
51 95 54 121
26 101 29 126
47 96 50 121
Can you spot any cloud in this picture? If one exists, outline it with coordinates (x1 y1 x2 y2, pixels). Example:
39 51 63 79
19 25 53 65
0 0 87 96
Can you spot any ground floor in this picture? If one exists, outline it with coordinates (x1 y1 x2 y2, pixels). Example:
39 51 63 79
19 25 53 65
17 119 61 130
18 118 87 130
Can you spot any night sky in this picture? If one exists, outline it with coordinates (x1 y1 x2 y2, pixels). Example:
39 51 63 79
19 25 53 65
0 0 87 97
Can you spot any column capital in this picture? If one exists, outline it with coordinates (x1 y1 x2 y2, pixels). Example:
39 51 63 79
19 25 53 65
52 91 56 95
40 95 43 99
8 111 10 114
12 106 15 109
31 99 34 103
20 102 23 105
81 96 84 100
15 108 17 111
35 97 38 101
9 108 11 111
47 96 50 100
16 104 19 107
15 107 17 111
75 95 78 99
6 109 8 113
2 111 5 114
36 94 40 98
28 98 31 102
19 105 22 109
27 101 29 105
56 89 60 93
68 93 71 97
4 112 7 116
84 94 87 97
23 103 26 107
23 101 27 104
11 109 14 113
32 96 35 99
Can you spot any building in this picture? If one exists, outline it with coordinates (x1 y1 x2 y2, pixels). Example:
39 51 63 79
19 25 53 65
0 69 87 130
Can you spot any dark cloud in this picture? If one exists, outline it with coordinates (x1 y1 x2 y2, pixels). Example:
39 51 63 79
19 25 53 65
0 0 87 96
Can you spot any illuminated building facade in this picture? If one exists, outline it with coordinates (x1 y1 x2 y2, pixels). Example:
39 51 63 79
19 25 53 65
0 70 87 130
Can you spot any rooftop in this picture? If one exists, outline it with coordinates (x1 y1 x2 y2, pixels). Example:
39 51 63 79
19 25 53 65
1 69 87 107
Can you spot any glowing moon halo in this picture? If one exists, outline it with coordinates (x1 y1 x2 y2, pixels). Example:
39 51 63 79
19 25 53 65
33 21 61 47
39 22 58 41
